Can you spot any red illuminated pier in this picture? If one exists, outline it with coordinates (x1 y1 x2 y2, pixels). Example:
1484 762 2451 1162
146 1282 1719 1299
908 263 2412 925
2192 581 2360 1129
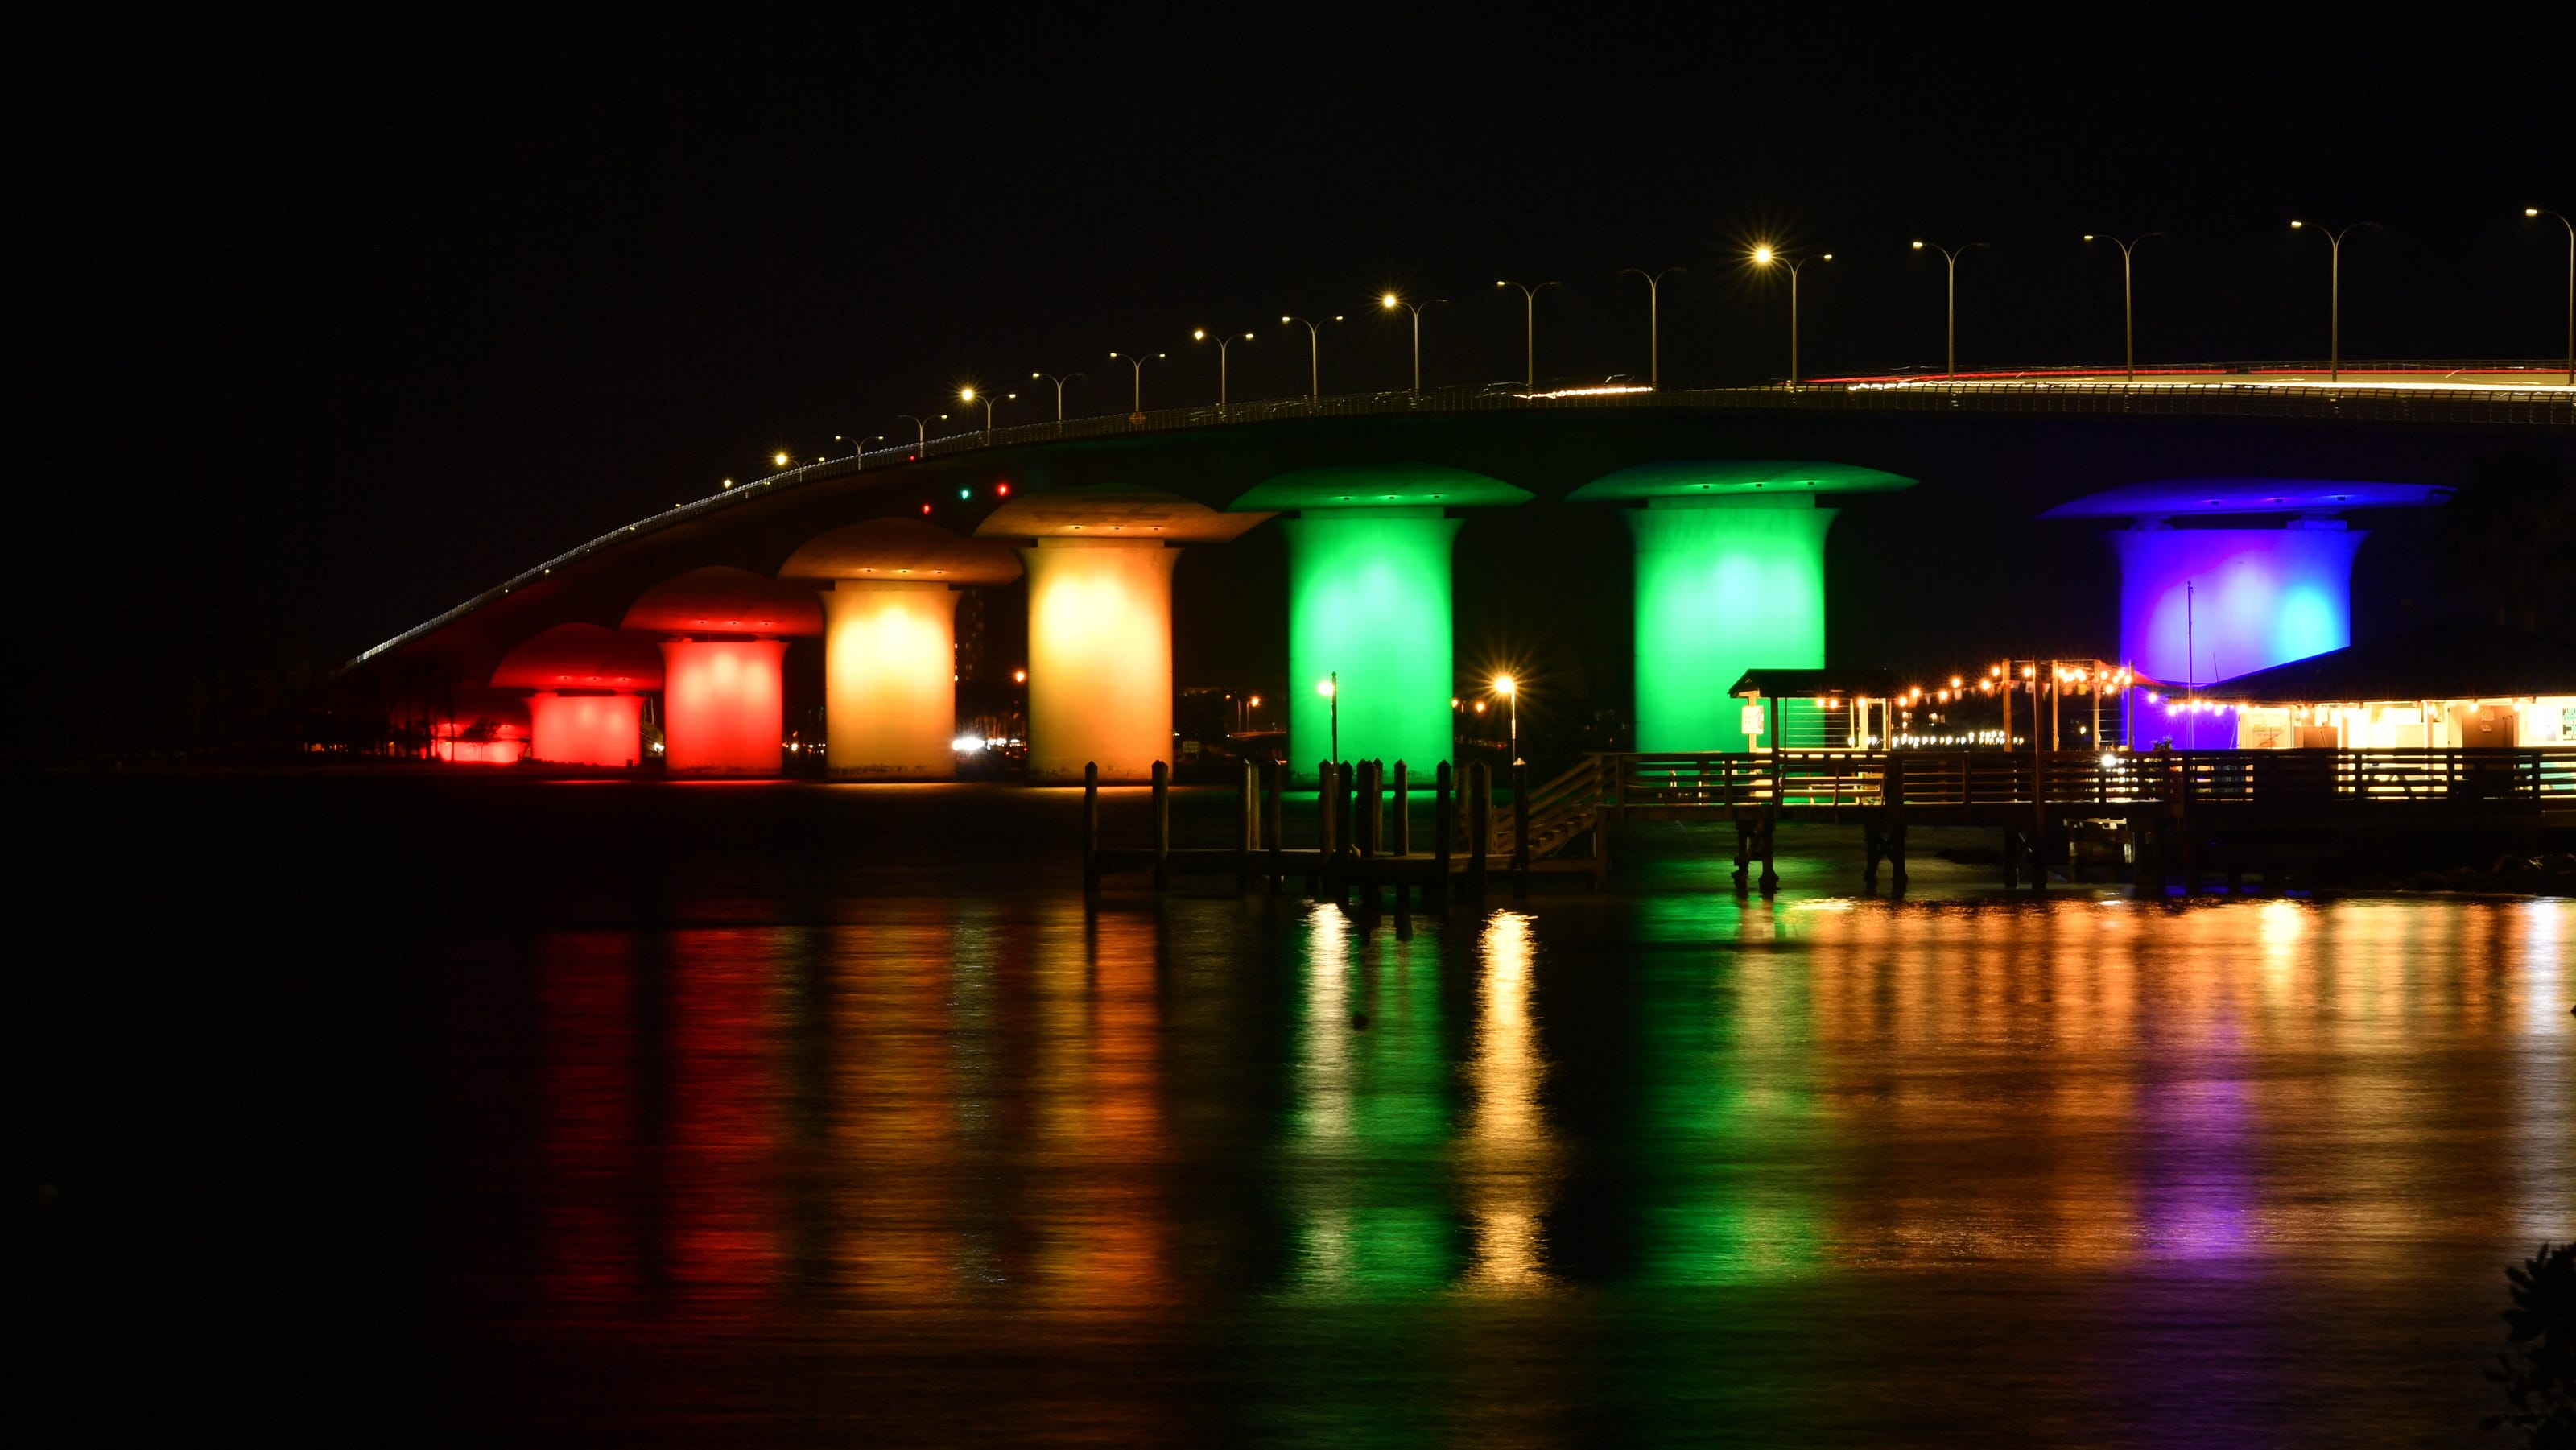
622 567 822 776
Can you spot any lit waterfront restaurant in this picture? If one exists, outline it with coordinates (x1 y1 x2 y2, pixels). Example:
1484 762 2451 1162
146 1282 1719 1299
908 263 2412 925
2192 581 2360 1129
2194 621 2576 750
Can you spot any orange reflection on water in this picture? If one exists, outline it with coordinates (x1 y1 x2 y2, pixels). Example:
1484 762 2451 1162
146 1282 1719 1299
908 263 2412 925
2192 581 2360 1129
832 914 972 1302
1460 910 1558 1290
1025 906 1171 1307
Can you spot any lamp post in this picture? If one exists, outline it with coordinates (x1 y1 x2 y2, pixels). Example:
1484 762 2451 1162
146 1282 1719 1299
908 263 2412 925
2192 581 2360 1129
897 415 932 451
1380 292 1443 394
2289 219 2380 383
1317 674 1338 764
1108 350 1165 415
2081 231 2165 381
1492 674 1518 765
836 433 886 470
1279 315 1341 397
1030 371 1083 422
1909 240 1991 380
2528 207 2575 386
1616 266 1686 386
1191 328 1254 411
1495 279 1560 389
959 386 1013 439
1749 246 1831 386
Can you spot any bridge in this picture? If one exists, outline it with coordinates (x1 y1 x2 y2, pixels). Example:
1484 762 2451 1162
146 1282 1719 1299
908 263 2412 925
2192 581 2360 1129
338 364 2574 797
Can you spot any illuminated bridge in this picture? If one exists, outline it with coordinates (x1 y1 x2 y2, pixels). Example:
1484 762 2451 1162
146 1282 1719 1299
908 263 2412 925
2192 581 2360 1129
349 371 2574 781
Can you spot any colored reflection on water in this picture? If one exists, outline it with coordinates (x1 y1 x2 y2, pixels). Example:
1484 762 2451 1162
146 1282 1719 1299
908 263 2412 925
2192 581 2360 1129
502 892 2574 1444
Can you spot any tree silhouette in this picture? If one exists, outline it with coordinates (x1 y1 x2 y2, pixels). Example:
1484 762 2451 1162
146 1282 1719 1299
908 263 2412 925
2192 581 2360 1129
2487 1240 2576 1447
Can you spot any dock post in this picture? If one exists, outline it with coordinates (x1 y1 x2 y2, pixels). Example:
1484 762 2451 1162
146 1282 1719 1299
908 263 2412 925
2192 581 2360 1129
1511 760 1531 899
1082 761 1100 894
1239 758 1258 891
1357 760 1380 859
1309 758 1332 894
1150 759 1170 890
1392 760 1410 857
1434 760 1454 904
1264 759 1284 893
1467 762 1490 901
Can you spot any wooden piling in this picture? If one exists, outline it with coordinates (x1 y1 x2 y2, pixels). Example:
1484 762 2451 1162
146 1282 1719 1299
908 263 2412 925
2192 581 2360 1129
1357 760 1381 858
1309 758 1331 893
1150 759 1170 890
1434 760 1453 902
1391 760 1410 857
1082 761 1100 894
1239 758 1258 890
1264 758 1284 892
1511 759 1531 899
1467 761 1490 900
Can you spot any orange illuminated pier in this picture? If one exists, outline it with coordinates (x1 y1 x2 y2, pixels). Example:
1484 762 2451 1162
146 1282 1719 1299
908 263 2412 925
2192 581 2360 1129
977 484 1269 783
779 518 1022 779
621 566 823 776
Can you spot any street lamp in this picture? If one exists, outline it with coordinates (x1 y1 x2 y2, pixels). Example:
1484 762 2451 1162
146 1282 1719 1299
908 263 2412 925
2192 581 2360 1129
1191 328 1255 411
2528 207 2575 386
1317 674 1339 764
1748 246 1831 386
1616 266 1686 386
1495 279 1560 389
2082 232 2165 382
1107 350 1166 416
1492 673 1518 765
1280 314 1342 397
1030 370 1083 422
1380 292 1443 394
897 415 931 451
959 386 1014 438
834 432 886 470
1909 240 1991 381
2289 219 2380 383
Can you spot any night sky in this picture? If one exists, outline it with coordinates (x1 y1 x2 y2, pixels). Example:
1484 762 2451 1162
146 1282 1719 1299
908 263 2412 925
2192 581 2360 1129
12 16 2574 744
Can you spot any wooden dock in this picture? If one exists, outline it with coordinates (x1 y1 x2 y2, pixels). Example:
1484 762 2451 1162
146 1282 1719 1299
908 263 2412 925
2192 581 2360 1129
1082 746 2576 895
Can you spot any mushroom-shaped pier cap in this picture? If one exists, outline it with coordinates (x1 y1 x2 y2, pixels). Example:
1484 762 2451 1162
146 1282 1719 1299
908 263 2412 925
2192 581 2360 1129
1227 465 1526 779
1570 460 1913 754
1565 458 1916 502
782 519 1024 781
1228 464 1532 512
2040 478 2450 703
490 622 667 691
2037 477 2451 519
976 482 1272 542
778 516 1023 584
976 484 1268 782
621 565 824 635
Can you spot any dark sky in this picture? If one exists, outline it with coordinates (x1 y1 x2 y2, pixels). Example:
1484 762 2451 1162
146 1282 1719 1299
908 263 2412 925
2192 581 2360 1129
12 14 2574 674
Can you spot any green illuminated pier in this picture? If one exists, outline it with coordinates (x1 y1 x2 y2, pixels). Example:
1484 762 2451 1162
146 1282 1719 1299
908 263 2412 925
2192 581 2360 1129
1567 461 1914 752
1233 465 1531 780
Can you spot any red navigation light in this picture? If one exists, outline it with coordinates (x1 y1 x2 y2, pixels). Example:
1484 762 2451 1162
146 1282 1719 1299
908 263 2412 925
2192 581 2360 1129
920 503 932 514
997 482 1011 496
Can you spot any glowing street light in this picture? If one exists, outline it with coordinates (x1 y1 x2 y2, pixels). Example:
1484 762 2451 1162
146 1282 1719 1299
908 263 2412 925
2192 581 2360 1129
1616 266 1686 386
1495 279 1560 389
1749 246 1831 386
2527 207 2575 386
1191 328 1256 411
1279 314 1342 397
1030 370 1084 422
959 386 1014 439
2289 219 2380 383
1316 672 1339 763
2082 231 2165 382
1108 350 1165 416
1910 240 1992 381
1492 673 1519 764
772 451 791 468
1380 291 1443 394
